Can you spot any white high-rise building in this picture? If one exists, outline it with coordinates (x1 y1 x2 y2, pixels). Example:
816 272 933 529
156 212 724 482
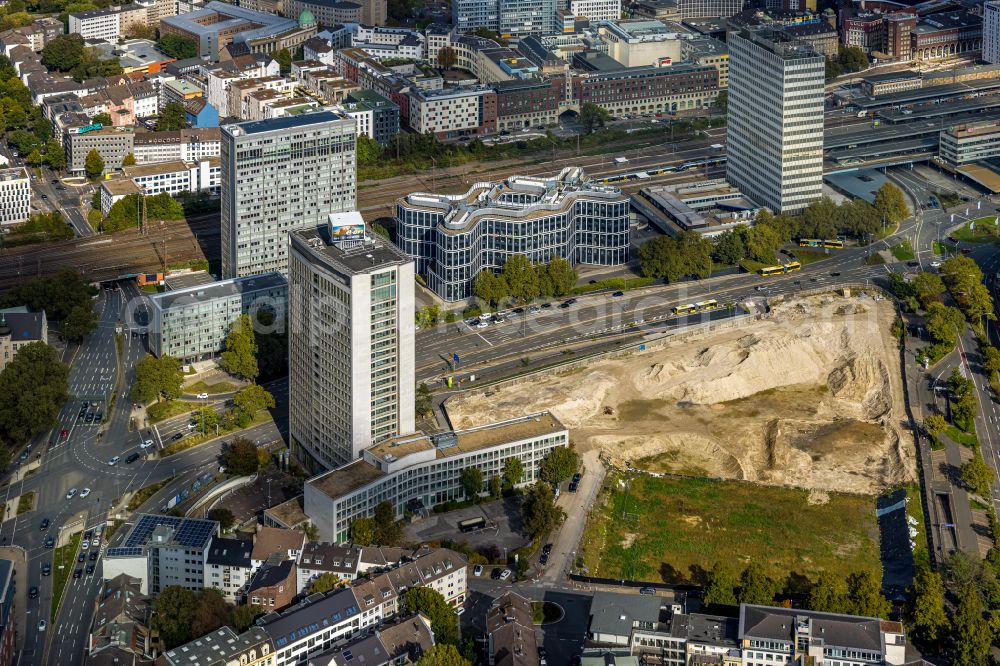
726 27 824 214
0 168 30 227
288 215 415 473
570 0 620 23
984 1 1000 64
220 110 356 279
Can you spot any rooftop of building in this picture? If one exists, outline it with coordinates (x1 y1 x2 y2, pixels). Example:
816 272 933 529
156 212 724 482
374 615 435 663
162 1 297 37
133 127 221 145
590 591 663 637
0 310 45 342
248 558 296 592
299 542 361 573
782 21 837 36
307 458 387 499
149 271 286 311
0 166 27 182
251 525 305 561
943 120 1000 138
106 514 218 558
669 612 738 646
488 592 538 666
69 6 121 19
161 626 272 666
264 495 308 529
291 216 412 278
862 69 920 83
601 18 688 40
738 604 894 651
101 177 142 196
222 108 350 137
206 536 253 567
913 9 980 32
732 25 822 59
411 84 492 101
122 159 191 178
346 88 396 108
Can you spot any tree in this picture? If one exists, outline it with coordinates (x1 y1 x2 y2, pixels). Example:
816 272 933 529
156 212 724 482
222 437 260 476
190 588 231 638
374 500 402 545
923 413 947 439
156 101 187 131
41 34 85 71
62 304 97 342
539 447 578 485
579 102 611 133
232 384 275 424
415 383 433 418
838 45 869 72
924 302 965 347
940 256 994 322
908 558 948 643
952 391 978 434
230 604 263 632
129 354 182 404
274 48 292 73
984 346 1000 376
503 457 524 487
25 148 43 167
952 582 993 666
220 314 259 381
489 474 502 498
702 562 738 607
84 148 104 179
0 342 68 445
543 256 578 297
473 270 507 307
122 152 136 167
207 508 235 531
961 454 993 498
459 467 483 498
501 254 539 303
912 272 945 308
845 571 890 618
714 90 727 112
45 139 65 170
403 587 460 645
92 112 112 126
356 134 382 164
351 517 376 545
873 182 908 224
520 482 562 540
806 573 849 613
437 46 457 70
637 232 713 282
1 270 95 321
416 644 471 666
155 34 198 60
152 586 198 648
712 229 745 266
737 563 779 606
309 572 343 594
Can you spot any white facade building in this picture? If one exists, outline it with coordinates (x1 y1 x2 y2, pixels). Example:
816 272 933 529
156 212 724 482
408 86 493 137
571 0 621 23
305 412 568 543
726 27 823 213
0 167 30 227
132 128 221 165
984 1 1000 65
288 219 415 474
123 158 220 196
68 7 121 42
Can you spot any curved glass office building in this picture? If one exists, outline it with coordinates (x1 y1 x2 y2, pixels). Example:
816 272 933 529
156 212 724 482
395 167 630 302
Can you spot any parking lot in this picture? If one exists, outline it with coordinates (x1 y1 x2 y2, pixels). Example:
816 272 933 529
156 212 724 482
404 497 529 555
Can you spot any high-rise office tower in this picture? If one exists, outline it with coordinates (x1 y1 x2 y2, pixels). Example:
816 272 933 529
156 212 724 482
288 214 416 473
985 1 1000 64
220 110 357 279
726 27 824 214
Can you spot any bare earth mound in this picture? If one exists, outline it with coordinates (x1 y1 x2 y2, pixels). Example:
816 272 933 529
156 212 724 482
448 294 914 495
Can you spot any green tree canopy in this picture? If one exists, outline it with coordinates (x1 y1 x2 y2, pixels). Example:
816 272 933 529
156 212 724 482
416 644 471 666
156 101 187 131
539 447 579 485
231 384 275 426
923 413 947 438
579 102 611 133
845 570 891 618
190 588 230 638
62 304 97 342
908 557 948 643
152 586 199 648
912 272 945 308
156 34 198 60
712 229 745 266
273 48 292 73
924 302 965 347
41 33 85 71
940 256 995 322
520 481 563 540
459 466 483 498
374 500 403 545
230 604 263 632
503 457 524 487
351 517 376 545
92 112 112 126
222 437 260 476
473 270 508 307
806 573 849 614
207 507 235 531
702 562 738 607
539 256 578 298
637 232 713 282
220 314 259 381
402 587 459 645
0 342 68 445
45 139 65 170
1 270 95 322
122 152 136 167
501 254 539 303
961 454 993 498
737 563 779 606
129 354 183 404
873 182 908 224
309 572 344 594
952 582 993 666
84 148 104 179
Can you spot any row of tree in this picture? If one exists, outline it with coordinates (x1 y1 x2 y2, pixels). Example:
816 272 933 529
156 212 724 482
153 586 263 649
473 255 579 307
703 561 890 617
1 270 97 342
40 33 122 82
0 55 58 162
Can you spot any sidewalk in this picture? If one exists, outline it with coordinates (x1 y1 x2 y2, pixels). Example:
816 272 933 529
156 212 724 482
0 547 26 659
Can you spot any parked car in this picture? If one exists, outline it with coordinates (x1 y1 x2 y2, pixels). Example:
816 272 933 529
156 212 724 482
473 565 483 577
141 439 154 448
640 586 656 595
542 543 553 554
80 488 91 498
65 488 77 499
612 291 624 297
196 392 209 399
171 433 183 441
108 455 120 466
539 553 548 565
499 569 512 580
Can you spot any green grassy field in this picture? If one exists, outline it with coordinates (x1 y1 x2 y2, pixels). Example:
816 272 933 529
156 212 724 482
890 240 915 261
945 425 978 448
793 249 832 265
952 219 1000 243
183 380 238 395
51 533 81 622
146 399 198 423
579 474 880 590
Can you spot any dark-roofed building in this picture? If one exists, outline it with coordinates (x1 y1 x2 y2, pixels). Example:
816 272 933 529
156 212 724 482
0 308 47 372
87 574 156 662
589 591 663 647
158 626 274 666
738 604 906 666
251 526 306 567
296 542 362 593
205 536 254 602
487 592 538 666
307 614 434 665
248 558 297 611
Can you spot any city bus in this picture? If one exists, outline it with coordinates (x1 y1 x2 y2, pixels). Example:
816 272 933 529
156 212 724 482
798 239 844 249
758 261 801 276
458 517 487 533
822 239 845 249
672 299 720 315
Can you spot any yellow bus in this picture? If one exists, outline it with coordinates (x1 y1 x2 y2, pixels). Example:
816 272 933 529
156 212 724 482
822 239 845 249
672 299 719 315
799 238 823 247
758 262 801 276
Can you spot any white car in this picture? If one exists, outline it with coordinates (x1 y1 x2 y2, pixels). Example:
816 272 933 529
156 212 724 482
66 488 78 499
141 439 153 448
499 569 512 580
455 606 466 616
930 261 941 268
108 455 120 466
196 392 209 399
37 620 46 632
81 539 90 550
80 488 91 498
476 321 489 329
473 565 483 577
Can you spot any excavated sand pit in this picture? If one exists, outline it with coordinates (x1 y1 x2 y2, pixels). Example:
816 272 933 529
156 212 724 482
448 293 914 495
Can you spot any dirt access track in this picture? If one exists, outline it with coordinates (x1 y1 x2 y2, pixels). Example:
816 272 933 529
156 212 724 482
447 293 915 495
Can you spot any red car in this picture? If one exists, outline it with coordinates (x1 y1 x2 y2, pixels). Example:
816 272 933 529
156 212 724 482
60 429 69 439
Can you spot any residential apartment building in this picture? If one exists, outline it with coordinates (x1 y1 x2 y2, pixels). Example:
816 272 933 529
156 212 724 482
570 0 620 23
287 220 415 472
986 0 1000 65
939 120 1000 165
68 7 121 42
160 1 317 58
133 128 221 164
395 167 628 302
487 593 539 666
65 125 135 175
220 110 357 278
574 63 719 116
103 514 219 595
205 536 254 602
726 27 823 213
147 272 287 363
0 168 29 227
0 308 47 373
160 627 275 666
296 543 363 593
452 0 558 37
87 574 155 663
308 615 434 666
408 86 497 139
342 90 400 146
738 605 906 666
248 560 298 611
122 158 220 197
305 412 568 543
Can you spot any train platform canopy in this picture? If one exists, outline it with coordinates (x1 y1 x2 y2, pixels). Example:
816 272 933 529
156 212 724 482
824 168 891 204
956 161 1000 193
845 78 1000 109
